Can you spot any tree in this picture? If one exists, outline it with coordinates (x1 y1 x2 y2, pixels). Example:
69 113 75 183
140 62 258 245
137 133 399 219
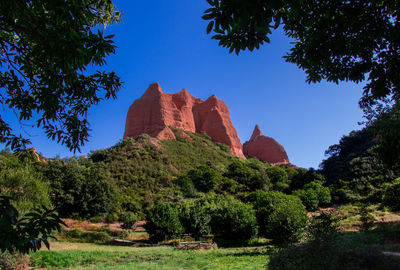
247 190 307 243
203 1 400 164
144 201 184 243
0 0 122 151
203 0 399 109
0 196 65 254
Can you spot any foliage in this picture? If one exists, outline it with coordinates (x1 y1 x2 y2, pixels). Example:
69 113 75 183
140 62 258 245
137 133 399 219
305 212 340 242
187 165 220 193
179 198 212 240
320 128 398 203
0 149 51 213
120 212 138 230
144 201 184 243
203 1 400 166
359 205 377 232
266 166 289 191
58 228 111 244
0 196 65 254
288 167 325 192
293 181 331 211
209 195 258 240
247 190 307 243
370 103 400 167
203 1 399 110
0 0 122 151
43 158 116 218
383 178 400 212
224 160 270 192
268 236 400 270
0 251 29 270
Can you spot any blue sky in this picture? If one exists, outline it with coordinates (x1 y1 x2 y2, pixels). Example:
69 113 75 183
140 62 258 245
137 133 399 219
2 0 365 169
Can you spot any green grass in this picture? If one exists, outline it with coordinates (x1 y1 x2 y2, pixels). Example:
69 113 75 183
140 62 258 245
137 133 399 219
30 242 272 270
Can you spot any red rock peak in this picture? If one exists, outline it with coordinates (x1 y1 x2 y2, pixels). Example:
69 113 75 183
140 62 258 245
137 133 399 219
250 124 263 141
124 83 245 158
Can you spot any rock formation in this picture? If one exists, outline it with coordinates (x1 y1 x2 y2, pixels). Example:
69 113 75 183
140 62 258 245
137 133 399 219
243 125 289 165
124 82 245 158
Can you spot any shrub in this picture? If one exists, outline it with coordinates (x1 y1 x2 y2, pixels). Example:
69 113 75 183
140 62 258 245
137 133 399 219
293 189 319 211
59 229 111 244
173 175 197 197
145 201 184 243
293 181 331 211
0 251 29 270
305 212 340 241
247 190 307 243
268 237 400 270
44 159 116 218
90 216 103 223
120 212 138 230
210 196 258 240
105 213 119 223
0 151 52 213
188 165 220 193
266 166 289 191
383 178 400 211
179 199 212 240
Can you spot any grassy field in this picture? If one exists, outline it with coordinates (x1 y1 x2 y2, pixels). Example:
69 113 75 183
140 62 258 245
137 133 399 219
30 242 272 270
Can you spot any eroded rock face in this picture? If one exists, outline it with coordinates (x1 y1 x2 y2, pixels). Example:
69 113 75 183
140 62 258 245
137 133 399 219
243 125 289 165
124 82 245 158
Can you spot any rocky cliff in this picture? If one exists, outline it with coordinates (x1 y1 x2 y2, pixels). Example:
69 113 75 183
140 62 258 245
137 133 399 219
124 82 245 158
243 125 289 165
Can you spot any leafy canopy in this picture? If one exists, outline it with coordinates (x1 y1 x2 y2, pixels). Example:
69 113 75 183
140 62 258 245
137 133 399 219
0 0 122 151
203 0 399 111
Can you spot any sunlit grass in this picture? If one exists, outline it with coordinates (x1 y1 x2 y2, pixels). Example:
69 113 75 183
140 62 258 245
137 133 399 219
31 242 272 270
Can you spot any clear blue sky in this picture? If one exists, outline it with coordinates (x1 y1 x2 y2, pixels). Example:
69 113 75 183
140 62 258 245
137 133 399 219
2 0 365 169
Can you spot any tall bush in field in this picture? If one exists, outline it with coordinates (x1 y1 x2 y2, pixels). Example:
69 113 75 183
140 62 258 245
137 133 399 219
247 190 307 243
145 201 184 243
179 198 212 240
210 196 258 240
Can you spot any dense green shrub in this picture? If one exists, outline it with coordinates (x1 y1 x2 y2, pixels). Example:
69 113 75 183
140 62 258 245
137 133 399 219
59 229 111 244
174 175 197 197
145 201 184 243
294 181 331 211
383 178 400 212
179 199 212 239
224 160 270 191
210 196 258 240
266 166 289 191
188 165 220 193
0 150 51 213
43 159 116 218
247 190 307 243
120 211 138 230
268 238 400 270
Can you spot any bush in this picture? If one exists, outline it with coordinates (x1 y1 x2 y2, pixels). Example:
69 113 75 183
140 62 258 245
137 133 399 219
59 229 111 244
105 213 119 223
90 216 103 223
188 165 220 193
0 251 29 270
210 196 258 240
266 166 289 191
179 199 212 240
293 181 331 211
0 151 52 213
268 237 400 270
383 178 400 211
44 159 116 218
120 212 138 230
247 190 307 243
145 201 184 243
